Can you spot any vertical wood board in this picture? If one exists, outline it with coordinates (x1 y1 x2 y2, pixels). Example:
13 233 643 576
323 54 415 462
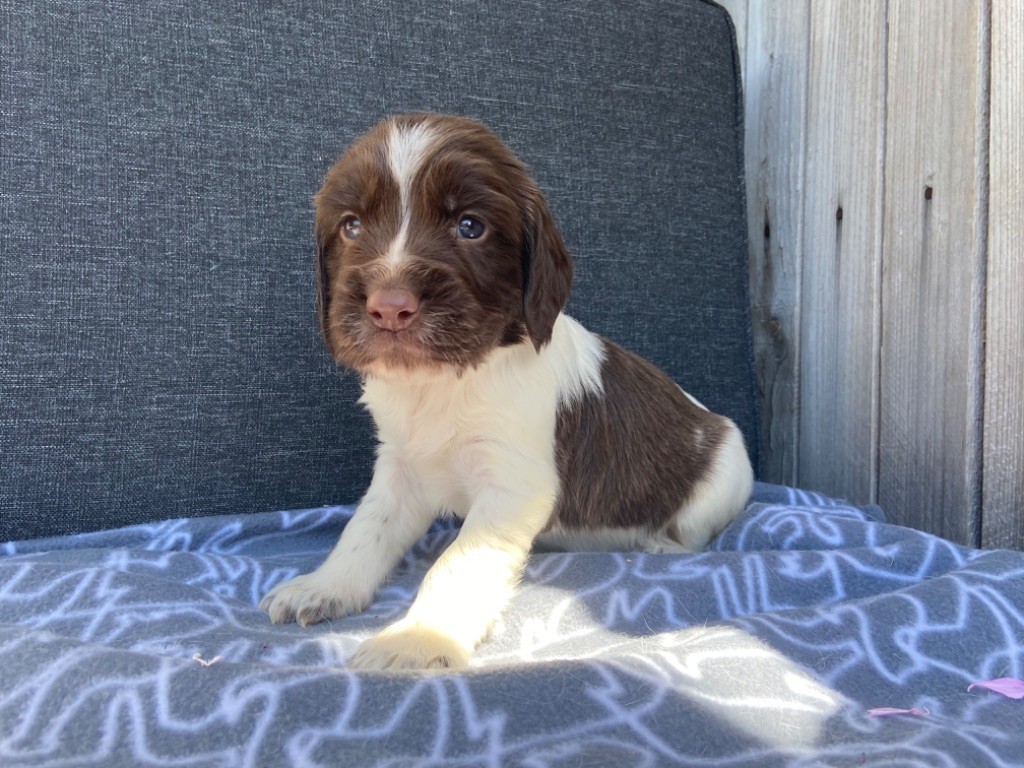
797 4 887 505
879 0 986 543
742 0 809 486
982 0 1024 550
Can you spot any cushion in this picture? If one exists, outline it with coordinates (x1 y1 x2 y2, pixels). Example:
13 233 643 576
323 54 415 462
0 0 755 539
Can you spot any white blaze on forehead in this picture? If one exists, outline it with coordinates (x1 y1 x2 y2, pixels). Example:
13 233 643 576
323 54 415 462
386 120 437 268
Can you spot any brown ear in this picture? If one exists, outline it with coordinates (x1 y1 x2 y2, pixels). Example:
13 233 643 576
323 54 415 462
313 194 338 358
522 191 573 350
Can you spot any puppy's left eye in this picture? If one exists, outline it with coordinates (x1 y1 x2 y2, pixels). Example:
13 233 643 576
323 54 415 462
456 216 485 240
341 215 362 239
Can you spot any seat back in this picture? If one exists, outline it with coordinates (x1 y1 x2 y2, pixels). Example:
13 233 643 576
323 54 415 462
0 0 756 539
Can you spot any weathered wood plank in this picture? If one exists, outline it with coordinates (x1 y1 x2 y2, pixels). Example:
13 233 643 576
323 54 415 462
797 4 887 504
879 0 986 544
982 0 1024 550
742 0 809 486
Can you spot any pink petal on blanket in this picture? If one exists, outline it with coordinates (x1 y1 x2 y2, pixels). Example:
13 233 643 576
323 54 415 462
867 707 929 717
967 678 1024 699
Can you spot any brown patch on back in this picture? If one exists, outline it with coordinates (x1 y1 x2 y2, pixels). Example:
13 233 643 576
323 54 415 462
551 338 729 531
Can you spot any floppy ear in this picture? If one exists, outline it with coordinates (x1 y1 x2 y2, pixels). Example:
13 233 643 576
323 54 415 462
313 194 339 358
522 190 573 350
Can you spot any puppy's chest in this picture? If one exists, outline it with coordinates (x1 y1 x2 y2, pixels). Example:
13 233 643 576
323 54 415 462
371 390 467 458
363 378 551 510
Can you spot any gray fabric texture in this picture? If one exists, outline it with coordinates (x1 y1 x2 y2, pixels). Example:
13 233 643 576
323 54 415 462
0 0 756 539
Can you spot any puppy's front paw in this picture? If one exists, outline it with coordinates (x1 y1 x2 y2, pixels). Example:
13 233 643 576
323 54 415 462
348 621 470 672
259 571 371 627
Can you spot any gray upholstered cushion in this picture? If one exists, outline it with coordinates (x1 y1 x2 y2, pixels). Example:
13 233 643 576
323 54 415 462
0 0 755 540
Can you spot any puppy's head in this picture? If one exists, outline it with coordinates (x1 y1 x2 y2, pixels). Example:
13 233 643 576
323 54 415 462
314 113 573 376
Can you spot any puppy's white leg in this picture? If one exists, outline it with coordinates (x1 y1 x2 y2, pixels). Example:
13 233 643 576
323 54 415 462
260 453 433 626
349 486 554 671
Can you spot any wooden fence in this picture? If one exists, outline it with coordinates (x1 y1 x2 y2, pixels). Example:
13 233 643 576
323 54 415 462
720 0 1022 549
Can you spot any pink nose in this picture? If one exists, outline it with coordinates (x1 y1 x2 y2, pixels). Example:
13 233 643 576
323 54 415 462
366 289 420 331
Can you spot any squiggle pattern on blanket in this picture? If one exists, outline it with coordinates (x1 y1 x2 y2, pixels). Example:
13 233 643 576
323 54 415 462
1 484 1022 767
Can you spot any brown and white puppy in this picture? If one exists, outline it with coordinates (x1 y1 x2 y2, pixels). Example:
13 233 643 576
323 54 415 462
260 113 754 670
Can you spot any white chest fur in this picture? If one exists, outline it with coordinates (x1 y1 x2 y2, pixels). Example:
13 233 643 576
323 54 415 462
359 314 604 516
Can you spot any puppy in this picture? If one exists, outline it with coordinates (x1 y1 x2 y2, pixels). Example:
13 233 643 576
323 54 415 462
260 113 754 670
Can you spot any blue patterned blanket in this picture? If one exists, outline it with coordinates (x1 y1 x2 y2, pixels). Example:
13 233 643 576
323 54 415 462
2 484 1022 767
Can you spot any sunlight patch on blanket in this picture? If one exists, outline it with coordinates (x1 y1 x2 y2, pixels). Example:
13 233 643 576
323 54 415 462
618 625 846 750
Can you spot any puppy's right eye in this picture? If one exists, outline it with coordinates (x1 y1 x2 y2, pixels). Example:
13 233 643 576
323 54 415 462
456 215 485 240
341 215 362 239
